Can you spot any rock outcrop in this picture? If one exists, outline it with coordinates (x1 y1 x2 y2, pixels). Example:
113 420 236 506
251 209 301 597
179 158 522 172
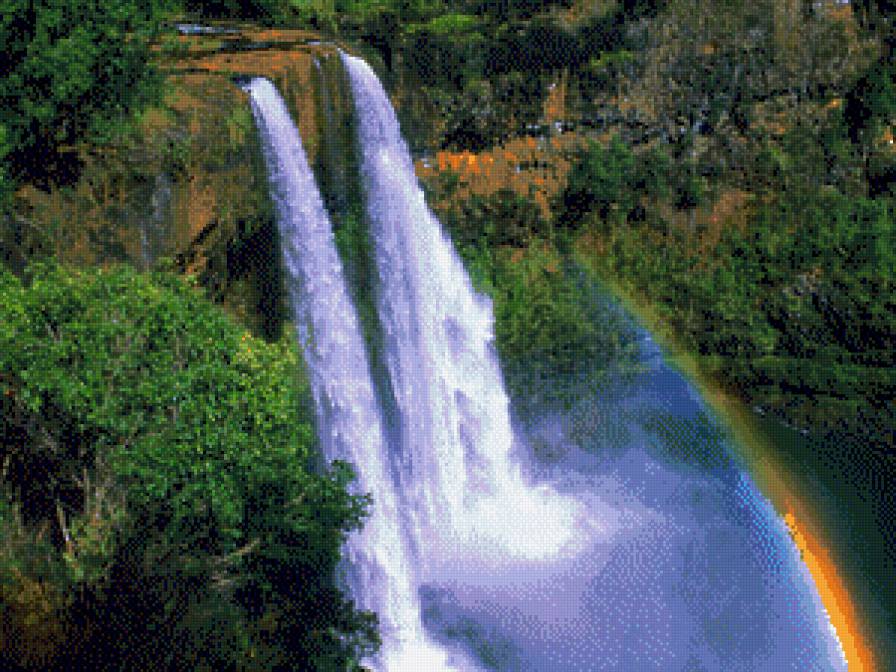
5 26 356 338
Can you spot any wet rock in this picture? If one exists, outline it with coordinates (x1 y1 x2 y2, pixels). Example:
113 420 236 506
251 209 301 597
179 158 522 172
12 27 356 337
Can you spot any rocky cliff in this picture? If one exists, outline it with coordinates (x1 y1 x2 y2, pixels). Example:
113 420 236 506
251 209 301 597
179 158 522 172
4 26 357 338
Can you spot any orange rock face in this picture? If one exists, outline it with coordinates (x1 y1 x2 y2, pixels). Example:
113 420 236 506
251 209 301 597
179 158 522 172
13 28 353 332
417 133 587 222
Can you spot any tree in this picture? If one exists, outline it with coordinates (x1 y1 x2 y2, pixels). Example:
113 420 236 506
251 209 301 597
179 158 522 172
844 61 896 145
558 136 638 225
183 0 287 22
853 0 896 33
0 0 164 188
0 263 378 670
844 58 896 195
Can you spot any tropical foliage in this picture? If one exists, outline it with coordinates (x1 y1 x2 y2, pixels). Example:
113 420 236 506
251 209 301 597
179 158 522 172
0 0 169 194
0 263 378 670
559 127 895 451
438 189 641 412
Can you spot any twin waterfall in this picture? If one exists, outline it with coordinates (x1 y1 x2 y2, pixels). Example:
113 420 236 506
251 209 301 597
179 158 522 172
245 56 587 670
244 77 440 668
246 53 850 672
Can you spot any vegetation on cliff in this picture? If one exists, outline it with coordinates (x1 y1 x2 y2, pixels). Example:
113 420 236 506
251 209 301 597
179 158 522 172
426 184 641 413
413 0 896 453
0 263 378 670
0 0 172 198
558 132 894 450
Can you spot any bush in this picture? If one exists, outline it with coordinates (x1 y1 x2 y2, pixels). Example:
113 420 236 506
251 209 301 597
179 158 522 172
440 78 505 150
556 137 679 231
0 263 378 670
405 13 480 35
183 0 288 22
845 59 896 145
469 0 573 22
558 136 639 226
673 171 705 210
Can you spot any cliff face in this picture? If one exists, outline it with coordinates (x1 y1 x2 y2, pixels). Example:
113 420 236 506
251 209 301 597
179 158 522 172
6 27 354 337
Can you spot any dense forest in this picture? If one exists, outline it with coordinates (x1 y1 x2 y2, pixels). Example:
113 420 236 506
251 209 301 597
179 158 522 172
1 0 894 669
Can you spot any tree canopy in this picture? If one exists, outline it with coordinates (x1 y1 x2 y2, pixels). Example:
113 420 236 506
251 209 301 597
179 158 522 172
0 0 169 192
0 263 378 670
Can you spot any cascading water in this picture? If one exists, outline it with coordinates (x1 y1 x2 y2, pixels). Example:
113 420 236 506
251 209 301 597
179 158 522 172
246 58 850 671
139 173 171 269
243 77 455 670
341 53 848 672
342 53 592 577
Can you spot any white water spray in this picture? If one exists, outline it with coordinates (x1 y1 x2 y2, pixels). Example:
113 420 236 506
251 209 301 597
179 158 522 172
341 53 593 578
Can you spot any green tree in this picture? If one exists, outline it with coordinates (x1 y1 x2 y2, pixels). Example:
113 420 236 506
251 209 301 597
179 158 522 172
0 0 163 188
0 263 378 670
853 0 896 35
558 136 638 226
183 0 288 22
844 60 896 147
0 124 12 210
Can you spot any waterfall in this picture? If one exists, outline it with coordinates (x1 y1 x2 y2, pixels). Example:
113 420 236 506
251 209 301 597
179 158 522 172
341 53 590 579
140 173 171 269
244 63 850 672
243 77 454 670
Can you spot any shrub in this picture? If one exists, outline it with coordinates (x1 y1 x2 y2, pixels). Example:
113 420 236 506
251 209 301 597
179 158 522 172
183 0 289 22
558 136 638 225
